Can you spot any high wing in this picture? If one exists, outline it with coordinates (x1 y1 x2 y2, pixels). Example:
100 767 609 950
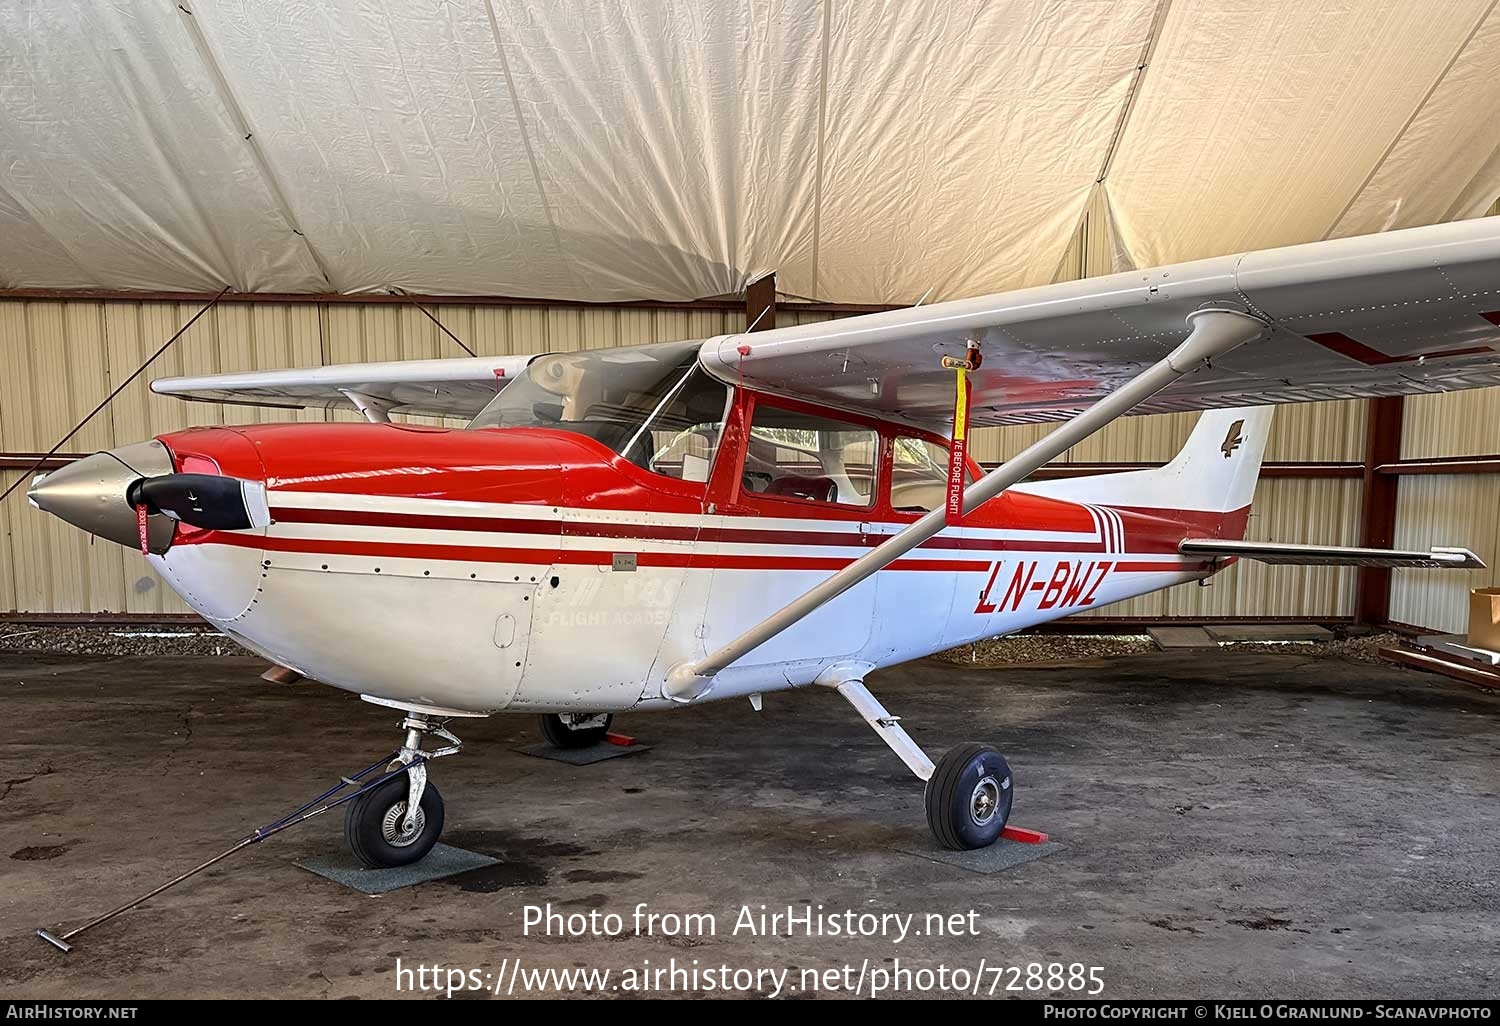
152 218 1500 427
1179 539 1485 570
698 217 1500 426
151 354 537 421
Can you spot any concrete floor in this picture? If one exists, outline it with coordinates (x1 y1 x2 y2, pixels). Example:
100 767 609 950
2 646 1497 999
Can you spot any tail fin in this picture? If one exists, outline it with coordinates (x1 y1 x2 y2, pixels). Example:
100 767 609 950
1151 406 1273 514
1014 406 1273 522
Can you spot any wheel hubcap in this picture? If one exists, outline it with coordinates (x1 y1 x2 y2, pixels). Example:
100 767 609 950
970 775 1001 826
381 801 425 847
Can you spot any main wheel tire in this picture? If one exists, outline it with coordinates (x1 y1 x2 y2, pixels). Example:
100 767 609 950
924 743 1013 850
344 774 444 868
538 713 612 749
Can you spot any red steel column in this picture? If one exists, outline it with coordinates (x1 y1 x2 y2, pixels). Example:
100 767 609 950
1356 396 1405 625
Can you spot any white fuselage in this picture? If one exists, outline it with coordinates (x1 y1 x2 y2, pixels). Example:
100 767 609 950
151 490 1207 716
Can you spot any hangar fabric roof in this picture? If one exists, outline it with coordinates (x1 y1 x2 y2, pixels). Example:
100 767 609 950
3 1 1499 304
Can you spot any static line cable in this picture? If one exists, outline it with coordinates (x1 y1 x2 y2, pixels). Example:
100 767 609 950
0 285 232 506
391 289 477 357
412 300 477 357
745 303 772 333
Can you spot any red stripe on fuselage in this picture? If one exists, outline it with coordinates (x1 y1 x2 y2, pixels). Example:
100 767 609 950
267 504 1113 553
200 530 1210 574
210 531 980 572
1112 560 1201 573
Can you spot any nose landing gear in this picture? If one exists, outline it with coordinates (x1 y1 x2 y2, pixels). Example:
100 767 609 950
344 714 462 868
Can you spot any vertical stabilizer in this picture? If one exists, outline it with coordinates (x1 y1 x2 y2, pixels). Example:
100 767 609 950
1153 406 1273 514
1012 406 1273 524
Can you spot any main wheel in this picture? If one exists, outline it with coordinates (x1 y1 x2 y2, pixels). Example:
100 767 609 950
344 774 444 868
538 712 612 749
924 743 1013 850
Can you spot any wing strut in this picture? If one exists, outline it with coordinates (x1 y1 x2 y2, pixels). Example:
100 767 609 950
338 389 396 424
662 307 1267 702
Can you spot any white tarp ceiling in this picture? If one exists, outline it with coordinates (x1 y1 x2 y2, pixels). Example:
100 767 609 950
2 1 1499 304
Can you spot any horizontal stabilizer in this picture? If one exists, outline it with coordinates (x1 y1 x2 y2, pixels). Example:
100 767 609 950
1179 539 1485 569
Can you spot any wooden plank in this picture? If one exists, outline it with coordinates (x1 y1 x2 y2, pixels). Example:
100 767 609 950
1203 623 1334 642
1379 645 1500 691
1147 626 1217 649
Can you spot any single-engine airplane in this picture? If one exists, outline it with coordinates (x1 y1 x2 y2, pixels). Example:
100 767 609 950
28 217 1500 863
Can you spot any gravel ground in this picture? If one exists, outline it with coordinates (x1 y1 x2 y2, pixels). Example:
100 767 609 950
0 623 1401 666
1226 630 1398 664
932 632 1158 666
0 624 250 658
933 628 1402 668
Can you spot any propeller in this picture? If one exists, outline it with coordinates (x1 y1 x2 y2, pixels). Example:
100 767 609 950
126 474 258 532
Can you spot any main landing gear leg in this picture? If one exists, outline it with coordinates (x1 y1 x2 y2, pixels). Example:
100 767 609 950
344 715 462 868
824 679 1014 851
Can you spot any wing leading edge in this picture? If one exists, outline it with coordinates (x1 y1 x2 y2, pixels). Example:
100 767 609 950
151 354 537 421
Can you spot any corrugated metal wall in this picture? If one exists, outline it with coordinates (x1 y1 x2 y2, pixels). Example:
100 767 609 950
0 299 837 614
1 295 1495 627
1391 387 1500 632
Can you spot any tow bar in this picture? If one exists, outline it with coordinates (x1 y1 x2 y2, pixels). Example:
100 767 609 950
36 750 420 953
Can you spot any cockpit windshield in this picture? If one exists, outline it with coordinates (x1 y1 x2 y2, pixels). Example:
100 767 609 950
467 340 730 479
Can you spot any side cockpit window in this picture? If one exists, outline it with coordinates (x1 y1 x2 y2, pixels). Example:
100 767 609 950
640 369 730 482
742 402 876 507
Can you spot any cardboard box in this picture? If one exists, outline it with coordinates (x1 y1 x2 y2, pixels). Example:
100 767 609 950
1467 588 1500 650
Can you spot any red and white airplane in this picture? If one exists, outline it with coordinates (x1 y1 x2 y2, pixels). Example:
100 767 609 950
28 218 1500 864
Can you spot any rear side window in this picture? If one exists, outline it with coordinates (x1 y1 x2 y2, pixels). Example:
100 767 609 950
742 403 877 507
891 436 972 512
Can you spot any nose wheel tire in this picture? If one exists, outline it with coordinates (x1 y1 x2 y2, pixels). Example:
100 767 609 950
924 743 1014 850
539 713 612 749
345 774 445 868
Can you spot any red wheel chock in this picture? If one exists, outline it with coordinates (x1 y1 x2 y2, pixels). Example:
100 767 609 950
604 732 638 747
1001 825 1049 845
